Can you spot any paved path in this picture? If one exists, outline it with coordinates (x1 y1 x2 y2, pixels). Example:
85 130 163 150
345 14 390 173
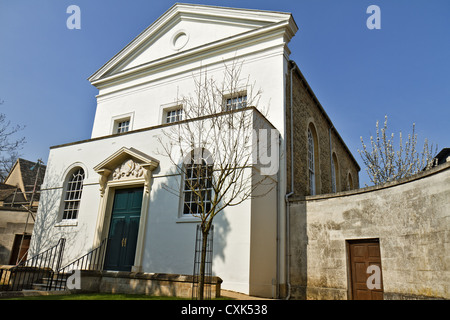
220 289 274 300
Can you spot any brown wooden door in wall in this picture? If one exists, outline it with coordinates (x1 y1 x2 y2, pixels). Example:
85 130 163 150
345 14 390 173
9 234 31 265
348 239 383 300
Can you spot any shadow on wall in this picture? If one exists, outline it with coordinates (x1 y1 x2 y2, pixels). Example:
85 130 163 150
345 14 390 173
32 161 232 280
29 168 87 266
141 167 231 277
211 208 230 269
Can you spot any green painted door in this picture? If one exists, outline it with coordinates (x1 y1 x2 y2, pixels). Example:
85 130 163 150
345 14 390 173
104 187 143 271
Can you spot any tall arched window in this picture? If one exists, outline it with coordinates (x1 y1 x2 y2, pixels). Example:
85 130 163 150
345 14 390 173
62 168 85 220
183 149 213 215
347 172 354 190
308 128 316 195
331 153 339 193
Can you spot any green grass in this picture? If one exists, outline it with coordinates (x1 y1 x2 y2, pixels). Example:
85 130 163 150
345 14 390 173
2 293 192 300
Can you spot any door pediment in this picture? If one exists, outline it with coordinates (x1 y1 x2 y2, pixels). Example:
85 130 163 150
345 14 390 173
94 147 159 196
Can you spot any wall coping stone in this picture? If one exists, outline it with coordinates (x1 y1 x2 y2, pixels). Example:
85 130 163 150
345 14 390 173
88 270 222 284
290 161 450 202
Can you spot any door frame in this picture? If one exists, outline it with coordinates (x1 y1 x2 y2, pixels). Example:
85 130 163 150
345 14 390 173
96 181 149 272
103 186 145 271
93 148 159 272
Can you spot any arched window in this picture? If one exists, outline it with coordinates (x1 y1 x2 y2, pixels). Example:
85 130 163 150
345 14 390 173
62 168 85 220
307 127 316 195
183 149 213 215
331 153 339 193
347 172 354 190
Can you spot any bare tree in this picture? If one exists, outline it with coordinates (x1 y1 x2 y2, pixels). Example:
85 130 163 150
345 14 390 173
156 62 277 299
358 115 437 186
0 99 26 181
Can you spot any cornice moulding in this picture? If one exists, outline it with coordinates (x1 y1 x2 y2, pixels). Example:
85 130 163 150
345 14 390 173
95 44 287 102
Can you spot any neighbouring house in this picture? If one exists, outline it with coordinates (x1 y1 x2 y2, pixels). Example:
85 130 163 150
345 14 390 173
0 159 46 265
432 148 450 167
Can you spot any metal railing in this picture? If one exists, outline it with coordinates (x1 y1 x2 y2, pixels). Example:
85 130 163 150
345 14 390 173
0 238 109 292
49 239 108 291
192 224 214 300
0 238 65 291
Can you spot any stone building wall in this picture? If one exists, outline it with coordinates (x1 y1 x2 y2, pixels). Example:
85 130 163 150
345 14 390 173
289 161 450 300
0 207 33 265
285 62 360 197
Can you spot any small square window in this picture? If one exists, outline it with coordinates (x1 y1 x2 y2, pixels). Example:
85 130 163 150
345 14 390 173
166 108 183 123
225 94 247 111
117 120 130 133
111 113 134 135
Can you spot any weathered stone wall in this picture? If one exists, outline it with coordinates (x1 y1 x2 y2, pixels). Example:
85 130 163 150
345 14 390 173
289 162 450 300
285 63 360 197
75 271 222 298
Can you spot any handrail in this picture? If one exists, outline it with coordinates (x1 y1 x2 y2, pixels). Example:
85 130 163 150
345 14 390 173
49 239 108 291
0 238 66 291
1 238 108 292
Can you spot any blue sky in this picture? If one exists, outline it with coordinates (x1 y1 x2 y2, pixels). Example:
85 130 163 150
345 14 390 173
0 0 449 187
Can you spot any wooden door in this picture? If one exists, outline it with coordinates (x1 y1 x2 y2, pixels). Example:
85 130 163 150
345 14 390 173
9 234 31 265
348 239 384 300
104 188 143 271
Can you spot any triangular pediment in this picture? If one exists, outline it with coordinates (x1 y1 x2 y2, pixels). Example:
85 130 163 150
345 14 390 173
94 147 159 196
94 147 159 173
88 3 297 85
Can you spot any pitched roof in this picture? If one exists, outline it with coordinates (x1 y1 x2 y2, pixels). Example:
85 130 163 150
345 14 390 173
88 3 298 86
2 158 46 205
16 158 46 190
433 148 450 166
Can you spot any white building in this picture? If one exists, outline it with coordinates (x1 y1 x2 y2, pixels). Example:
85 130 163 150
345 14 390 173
30 3 359 298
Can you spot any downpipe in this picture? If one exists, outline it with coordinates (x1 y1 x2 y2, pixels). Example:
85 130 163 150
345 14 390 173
284 61 297 300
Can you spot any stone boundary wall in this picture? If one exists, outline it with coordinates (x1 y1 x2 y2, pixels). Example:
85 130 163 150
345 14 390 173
289 162 450 300
75 271 222 299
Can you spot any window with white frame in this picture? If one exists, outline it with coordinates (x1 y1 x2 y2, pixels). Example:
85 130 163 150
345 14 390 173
116 120 130 133
166 107 183 123
308 128 316 195
225 94 247 111
183 150 213 215
62 168 85 220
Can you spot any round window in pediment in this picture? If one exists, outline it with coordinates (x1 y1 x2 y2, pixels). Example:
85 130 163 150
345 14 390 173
171 30 189 51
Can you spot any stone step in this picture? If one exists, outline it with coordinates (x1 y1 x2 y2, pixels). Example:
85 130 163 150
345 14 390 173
30 275 69 291
30 283 66 291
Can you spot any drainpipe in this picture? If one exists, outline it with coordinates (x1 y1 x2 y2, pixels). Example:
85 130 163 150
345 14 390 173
276 132 281 299
284 61 296 300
